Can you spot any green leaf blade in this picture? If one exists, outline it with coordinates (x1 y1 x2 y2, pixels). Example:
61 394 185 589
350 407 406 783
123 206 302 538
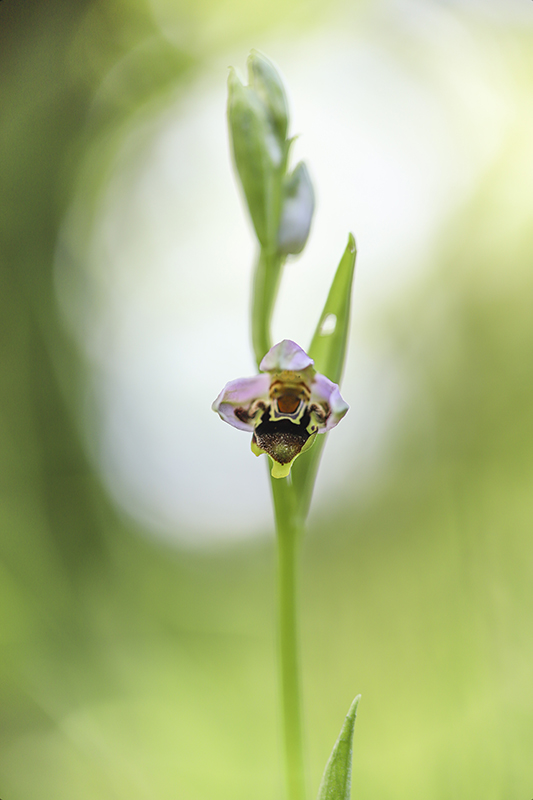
308 233 356 384
291 234 356 519
317 695 361 800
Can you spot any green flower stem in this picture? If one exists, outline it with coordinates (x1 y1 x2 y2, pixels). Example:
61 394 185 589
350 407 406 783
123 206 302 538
251 247 285 368
292 432 327 523
271 475 307 800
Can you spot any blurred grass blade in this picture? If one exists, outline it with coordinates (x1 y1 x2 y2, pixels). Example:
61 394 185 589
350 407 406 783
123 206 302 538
291 235 356 518
317 695 360 800
308 233 356 383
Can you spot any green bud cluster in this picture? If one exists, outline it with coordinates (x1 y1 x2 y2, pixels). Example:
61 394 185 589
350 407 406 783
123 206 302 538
227 51 314 256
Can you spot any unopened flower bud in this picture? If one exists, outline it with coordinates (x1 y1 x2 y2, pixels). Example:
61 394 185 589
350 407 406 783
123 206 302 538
247 50 289 144
227 67 283 247
277 162 315 255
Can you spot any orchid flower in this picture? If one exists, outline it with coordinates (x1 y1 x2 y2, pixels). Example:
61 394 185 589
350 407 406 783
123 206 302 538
212 339 348 478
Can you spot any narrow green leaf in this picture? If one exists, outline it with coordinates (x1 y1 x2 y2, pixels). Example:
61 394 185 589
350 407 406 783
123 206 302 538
308 233 357 384
290 235 356 519
317 695 361 800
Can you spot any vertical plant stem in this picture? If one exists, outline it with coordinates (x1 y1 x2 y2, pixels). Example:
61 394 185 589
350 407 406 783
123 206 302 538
272 476 307 800
251 248 284 368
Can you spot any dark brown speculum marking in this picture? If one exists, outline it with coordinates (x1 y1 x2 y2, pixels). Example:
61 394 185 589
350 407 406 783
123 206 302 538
253 408 312 464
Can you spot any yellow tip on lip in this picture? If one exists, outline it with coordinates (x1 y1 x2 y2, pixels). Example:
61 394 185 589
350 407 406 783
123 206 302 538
270 460 292 479
251 438 292 477
251 439 263 457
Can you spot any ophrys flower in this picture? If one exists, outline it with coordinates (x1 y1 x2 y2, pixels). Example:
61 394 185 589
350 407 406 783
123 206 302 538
212 340 348 478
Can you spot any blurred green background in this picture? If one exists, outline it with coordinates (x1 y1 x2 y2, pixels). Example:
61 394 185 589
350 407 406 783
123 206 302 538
1 0 533 798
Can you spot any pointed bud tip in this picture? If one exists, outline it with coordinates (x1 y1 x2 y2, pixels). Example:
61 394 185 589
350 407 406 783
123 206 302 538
227 66 244 90
246 49 289 143
247 48 277 77
348 694 361 717
348 233 356 254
